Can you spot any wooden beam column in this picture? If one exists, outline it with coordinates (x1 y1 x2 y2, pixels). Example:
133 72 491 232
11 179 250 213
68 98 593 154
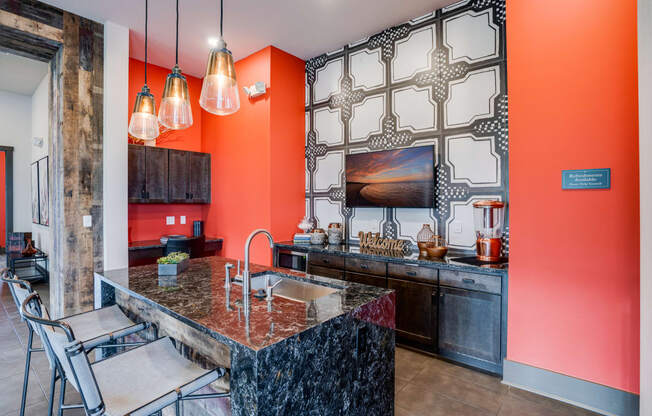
48 12 104 317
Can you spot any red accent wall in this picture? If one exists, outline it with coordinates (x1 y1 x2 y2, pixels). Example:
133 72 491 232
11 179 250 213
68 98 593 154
0 151 5 248
201 46 305 265
127 59 207 242
507 0 640 393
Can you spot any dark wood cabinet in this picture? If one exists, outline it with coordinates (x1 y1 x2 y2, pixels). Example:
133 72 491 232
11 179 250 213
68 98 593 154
290 245 507 375
168 150 211 203
307 264 345 280
168 149 190 203
144 147 169 203
128 145 146 203
388 277 437 349
188 152 211 203
128 145 168 203
128 145 210 204
345 271 386 288
438 286 502 371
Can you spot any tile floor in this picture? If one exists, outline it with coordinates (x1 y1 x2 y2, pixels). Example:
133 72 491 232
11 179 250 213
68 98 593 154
0 272 599 416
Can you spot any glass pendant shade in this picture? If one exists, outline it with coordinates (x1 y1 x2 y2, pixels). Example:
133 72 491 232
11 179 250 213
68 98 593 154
158 65 193 129
199 39 240 115
128 85 159 141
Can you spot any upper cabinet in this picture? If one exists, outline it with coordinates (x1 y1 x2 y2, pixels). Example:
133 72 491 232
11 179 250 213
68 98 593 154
128 144 211 204
168 149 211 204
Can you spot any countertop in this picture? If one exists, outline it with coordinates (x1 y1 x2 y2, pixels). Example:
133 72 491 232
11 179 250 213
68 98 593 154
128 237 223 251
275 241 508 275
96 256 394 351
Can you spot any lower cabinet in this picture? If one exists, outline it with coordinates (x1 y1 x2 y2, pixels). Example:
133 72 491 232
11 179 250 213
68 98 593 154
438 286 502 372
387 277 437 349
345 271 386 288
307 264 345 281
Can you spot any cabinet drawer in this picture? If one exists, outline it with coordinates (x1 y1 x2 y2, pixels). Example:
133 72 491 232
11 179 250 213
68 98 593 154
388 263 437 284
346 257 386 276
307 264 345 281
439 270 501 295
345 271 386 288
308 253 344 269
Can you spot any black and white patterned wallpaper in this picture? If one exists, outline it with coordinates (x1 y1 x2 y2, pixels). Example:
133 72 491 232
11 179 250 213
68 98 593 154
304 0 508 253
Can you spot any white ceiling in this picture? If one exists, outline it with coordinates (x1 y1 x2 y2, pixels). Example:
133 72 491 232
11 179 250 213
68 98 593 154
0 52 49 96
39 0 454 78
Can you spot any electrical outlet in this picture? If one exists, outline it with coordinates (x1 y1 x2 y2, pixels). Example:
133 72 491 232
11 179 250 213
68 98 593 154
453 222 463 233
83 215 92 228
180 216 186 225
166 216 175 225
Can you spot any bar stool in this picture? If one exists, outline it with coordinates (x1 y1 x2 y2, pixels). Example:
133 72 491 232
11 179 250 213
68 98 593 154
1 269 151 416
21 292 229 416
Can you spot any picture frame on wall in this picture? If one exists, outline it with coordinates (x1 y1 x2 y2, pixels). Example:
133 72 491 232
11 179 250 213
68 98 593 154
38 156 49 226
30 161 39 224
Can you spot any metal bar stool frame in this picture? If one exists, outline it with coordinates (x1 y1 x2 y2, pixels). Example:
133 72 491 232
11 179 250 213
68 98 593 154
21 292 230 416
1 269 151 416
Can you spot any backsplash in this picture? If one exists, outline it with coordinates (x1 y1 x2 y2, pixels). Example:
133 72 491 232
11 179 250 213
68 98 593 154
304 0 508 253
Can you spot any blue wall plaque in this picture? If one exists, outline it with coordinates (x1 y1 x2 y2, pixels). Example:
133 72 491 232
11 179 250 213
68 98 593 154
562 169 611 190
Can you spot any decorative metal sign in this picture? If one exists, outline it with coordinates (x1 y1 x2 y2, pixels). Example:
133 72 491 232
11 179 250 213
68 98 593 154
562 169 611 190
358 232 409 252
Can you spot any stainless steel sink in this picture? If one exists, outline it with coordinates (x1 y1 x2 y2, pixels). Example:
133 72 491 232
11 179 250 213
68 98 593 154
234 274 338 302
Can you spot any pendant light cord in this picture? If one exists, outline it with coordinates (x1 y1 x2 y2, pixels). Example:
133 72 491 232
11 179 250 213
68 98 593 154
175 0 179 65
220 0 223 37
144 0 148 85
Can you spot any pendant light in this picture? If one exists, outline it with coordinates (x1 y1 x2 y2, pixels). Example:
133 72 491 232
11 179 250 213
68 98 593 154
158 0 193 130
128 0 159 141
199 0 240 116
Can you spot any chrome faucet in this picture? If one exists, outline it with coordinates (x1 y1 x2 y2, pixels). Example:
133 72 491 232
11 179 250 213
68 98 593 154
242 229 274 318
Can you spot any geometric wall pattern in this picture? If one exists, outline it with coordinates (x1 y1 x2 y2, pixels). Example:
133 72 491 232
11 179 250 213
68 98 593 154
305 0 508 253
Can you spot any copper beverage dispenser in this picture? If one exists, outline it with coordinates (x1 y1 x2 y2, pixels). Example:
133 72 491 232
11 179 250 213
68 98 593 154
472 200 505 262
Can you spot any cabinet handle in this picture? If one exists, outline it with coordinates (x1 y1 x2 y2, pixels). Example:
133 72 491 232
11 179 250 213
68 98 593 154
406 271 416 277
462 278 475 284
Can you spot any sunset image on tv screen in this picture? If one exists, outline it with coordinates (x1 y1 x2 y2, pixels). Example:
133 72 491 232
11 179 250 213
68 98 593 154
345 146 435 208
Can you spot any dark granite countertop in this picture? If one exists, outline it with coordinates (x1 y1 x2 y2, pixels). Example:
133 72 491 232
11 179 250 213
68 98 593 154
128 237 223 251
96 256 394 351
275 241 508 275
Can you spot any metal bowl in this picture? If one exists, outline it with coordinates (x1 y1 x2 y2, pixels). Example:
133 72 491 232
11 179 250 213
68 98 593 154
425 246 448 258
160 235 186 245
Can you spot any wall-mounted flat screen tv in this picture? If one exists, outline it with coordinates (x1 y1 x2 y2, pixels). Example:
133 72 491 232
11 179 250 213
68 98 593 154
345 146 435 208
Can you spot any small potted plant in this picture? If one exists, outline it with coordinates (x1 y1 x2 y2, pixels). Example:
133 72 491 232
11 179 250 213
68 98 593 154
157 252 190 276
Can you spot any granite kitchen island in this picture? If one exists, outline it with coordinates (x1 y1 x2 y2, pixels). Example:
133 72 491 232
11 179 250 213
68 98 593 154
94 256 395 416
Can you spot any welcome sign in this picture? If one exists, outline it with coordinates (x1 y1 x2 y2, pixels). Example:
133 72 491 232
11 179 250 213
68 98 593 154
562 169 611 190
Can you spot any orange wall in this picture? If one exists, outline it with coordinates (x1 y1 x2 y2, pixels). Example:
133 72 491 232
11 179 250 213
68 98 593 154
202 46 305 265
128 59 207 242
507 0 639 393
269 47 307 247
0 151 5 248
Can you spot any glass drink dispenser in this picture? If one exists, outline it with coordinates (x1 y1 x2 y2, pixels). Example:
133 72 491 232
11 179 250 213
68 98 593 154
472 200 505 262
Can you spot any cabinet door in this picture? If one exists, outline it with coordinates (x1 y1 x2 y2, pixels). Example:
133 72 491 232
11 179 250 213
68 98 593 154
345 271 386 288
128 145 147 203
144 147 169 203
188 152 211 203
387 277 436 348
307 264 345 281
168 149 189 203
438 286 501 367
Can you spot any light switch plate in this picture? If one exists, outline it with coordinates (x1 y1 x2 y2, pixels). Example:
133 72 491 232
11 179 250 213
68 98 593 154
453 222 462 233
180 216 186 224
166 216 175 225
83 215 92 228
